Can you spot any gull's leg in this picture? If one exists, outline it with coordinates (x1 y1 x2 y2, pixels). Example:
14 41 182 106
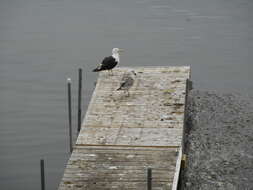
126 90 130 97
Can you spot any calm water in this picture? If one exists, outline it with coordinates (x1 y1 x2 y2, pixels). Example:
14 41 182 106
0 0 252 189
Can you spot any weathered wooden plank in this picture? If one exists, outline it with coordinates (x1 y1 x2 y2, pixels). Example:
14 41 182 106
67 146 178 166
77 127 183 146
62 172 175 182
59 182 172 190
74 145 179 151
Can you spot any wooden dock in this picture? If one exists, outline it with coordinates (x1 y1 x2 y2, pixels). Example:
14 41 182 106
59 66 190 190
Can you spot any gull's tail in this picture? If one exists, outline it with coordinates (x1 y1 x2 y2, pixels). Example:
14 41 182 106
92 68 100 72
92 64 102 72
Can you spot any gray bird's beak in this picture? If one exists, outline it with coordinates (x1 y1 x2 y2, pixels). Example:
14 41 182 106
118 49 124 53
131 70 137 76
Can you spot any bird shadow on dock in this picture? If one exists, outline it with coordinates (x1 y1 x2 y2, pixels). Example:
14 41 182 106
110 91 136 102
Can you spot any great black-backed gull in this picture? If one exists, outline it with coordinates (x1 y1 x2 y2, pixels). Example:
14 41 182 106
93 48 123 74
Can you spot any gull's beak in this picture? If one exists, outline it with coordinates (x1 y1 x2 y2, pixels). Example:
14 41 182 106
118 49 124 53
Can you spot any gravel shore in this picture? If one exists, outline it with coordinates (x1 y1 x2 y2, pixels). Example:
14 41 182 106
179 90 253 190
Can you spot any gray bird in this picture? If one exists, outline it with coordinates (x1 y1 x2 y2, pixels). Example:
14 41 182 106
117 71 136 96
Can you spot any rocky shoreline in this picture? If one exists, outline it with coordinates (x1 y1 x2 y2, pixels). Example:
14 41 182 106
179 90 253 190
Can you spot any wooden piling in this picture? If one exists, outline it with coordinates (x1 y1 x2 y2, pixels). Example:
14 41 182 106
67 78 73 153
147 168 152 190
77 68 82 133
40 159 45 190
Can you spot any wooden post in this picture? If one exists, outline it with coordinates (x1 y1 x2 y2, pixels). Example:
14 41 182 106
77 68 82 133
147 168 152 190
181 154 187 169
40 159 45 190
67 78 73 153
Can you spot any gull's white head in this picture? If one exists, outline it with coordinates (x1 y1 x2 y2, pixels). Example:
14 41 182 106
112 48 123 63
112 48 123 55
